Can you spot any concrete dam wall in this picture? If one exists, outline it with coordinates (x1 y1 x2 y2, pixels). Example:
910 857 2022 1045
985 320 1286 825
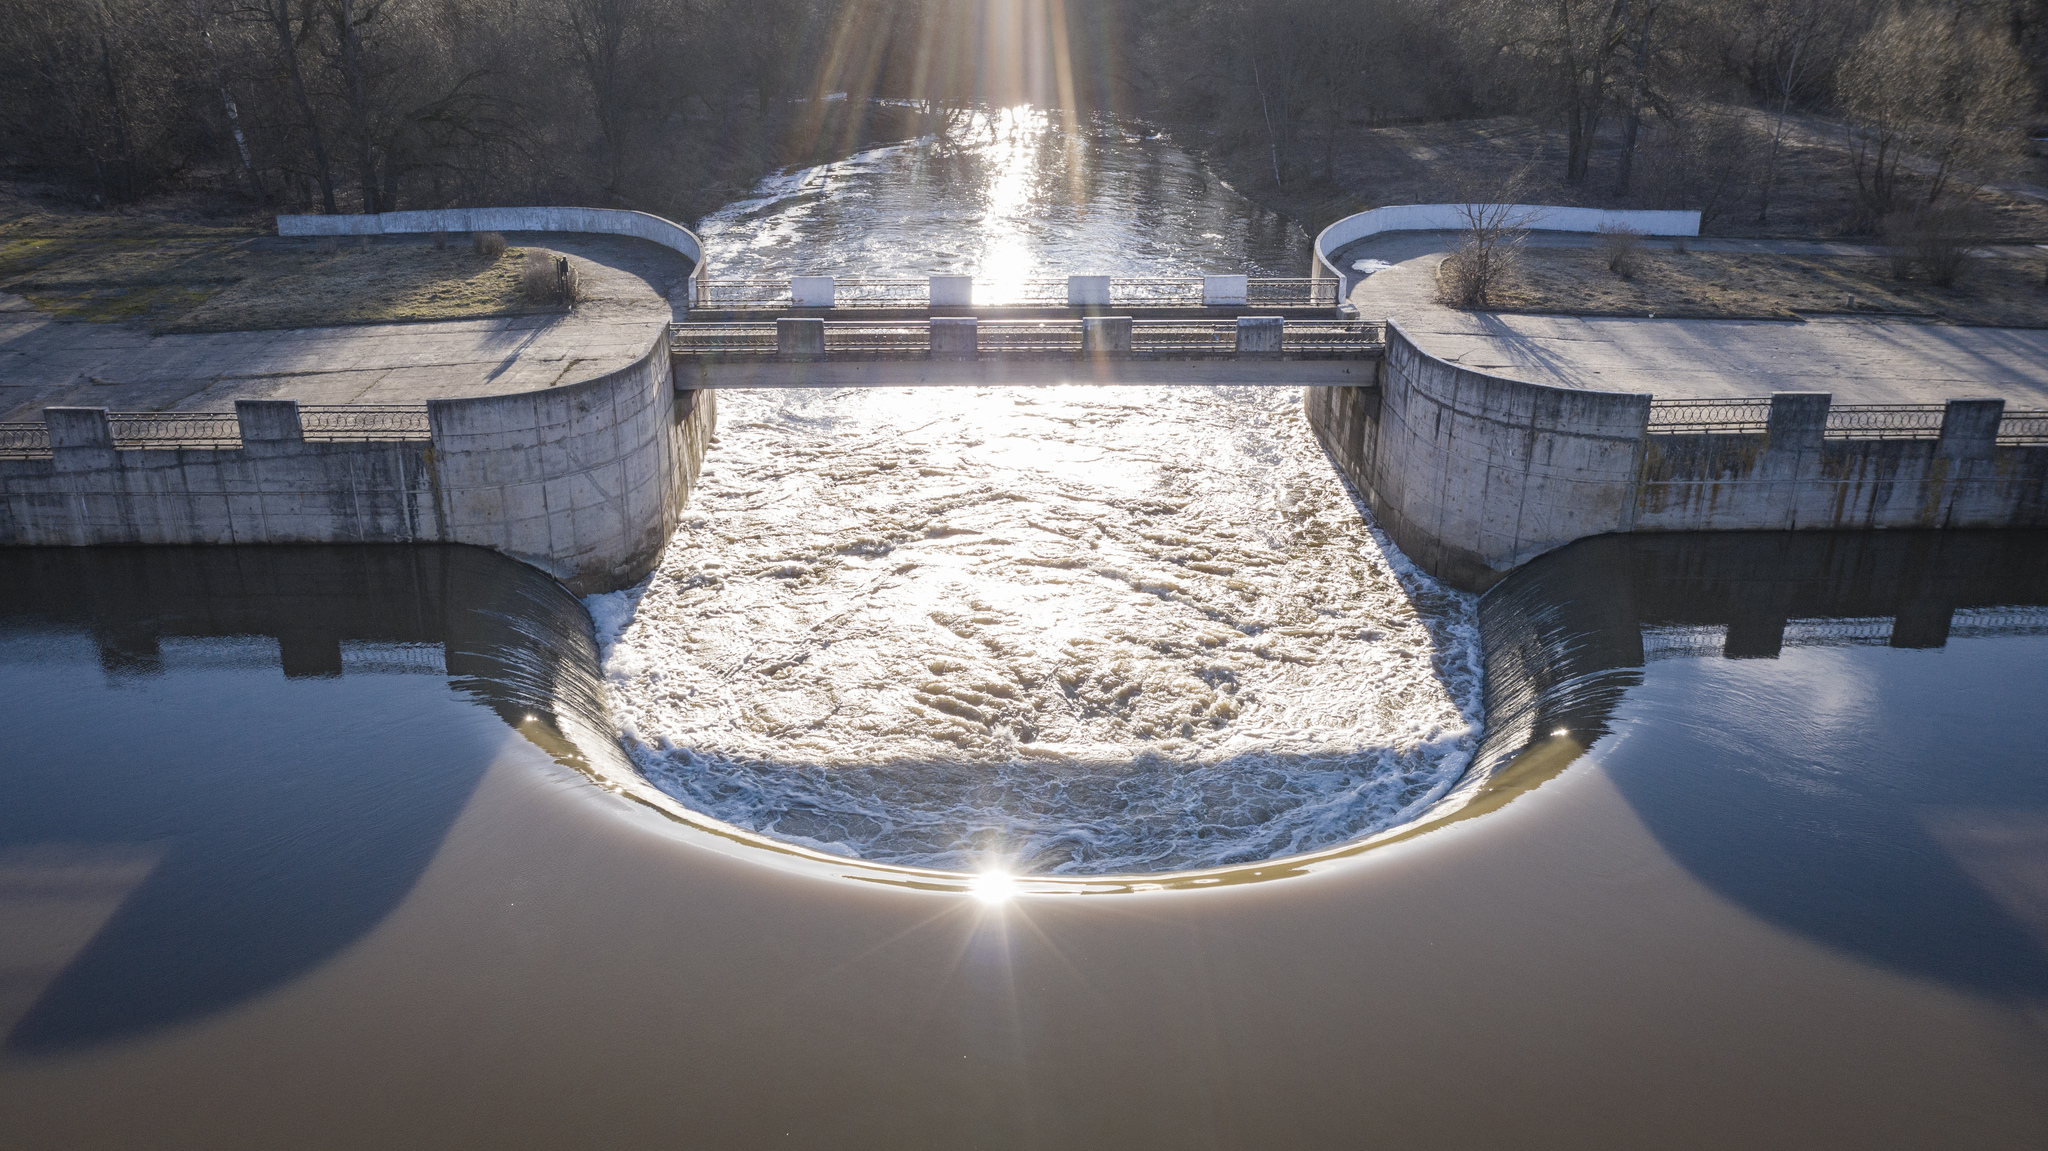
1308 324 2048 591
0 333 715 595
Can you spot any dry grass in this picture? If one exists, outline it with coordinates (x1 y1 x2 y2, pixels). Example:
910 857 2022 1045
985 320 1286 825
1480 247 2048 327
0 212 567 333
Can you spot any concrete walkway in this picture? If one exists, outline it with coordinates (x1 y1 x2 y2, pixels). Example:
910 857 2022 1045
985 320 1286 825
1343 231 2048 406
0 234 687 422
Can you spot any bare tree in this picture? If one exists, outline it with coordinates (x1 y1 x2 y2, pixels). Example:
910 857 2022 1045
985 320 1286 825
1838 3 2032 226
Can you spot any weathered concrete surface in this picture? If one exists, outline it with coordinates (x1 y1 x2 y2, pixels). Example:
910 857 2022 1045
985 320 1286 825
278 206 704 267
1307 323 2048 591
0 234 685 422
0 334 718 594
1344 230 2048 406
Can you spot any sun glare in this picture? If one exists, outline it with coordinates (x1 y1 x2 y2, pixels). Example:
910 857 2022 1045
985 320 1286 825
969 870 1019 904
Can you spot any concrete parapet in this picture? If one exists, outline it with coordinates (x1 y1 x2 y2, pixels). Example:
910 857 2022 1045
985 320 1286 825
1068 276 1112 307
1766 393 1830 453
930 317 978 358
1236 316 1284 357
930 275 973 307
1313 204 1702 293
1938 399 2005 459
791 277 835 308
778 317 826 359
236 400 304 443
1204 275 1249 306
1083 316 1132 357
44 408 112 450
277 206 703 268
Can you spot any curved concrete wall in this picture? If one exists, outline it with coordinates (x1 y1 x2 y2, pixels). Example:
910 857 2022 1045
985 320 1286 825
0 332 717 595
1308 322 1652 590
1307 323 2048 591
277 207 703 268
428 333 714 592
1312 204 1701 290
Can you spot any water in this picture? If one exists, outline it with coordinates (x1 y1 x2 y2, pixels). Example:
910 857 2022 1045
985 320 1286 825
695 106 1312 286
603 108 1480 874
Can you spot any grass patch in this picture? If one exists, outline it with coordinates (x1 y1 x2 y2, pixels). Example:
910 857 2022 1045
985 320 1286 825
1482 247 2048 327
0 211 565 333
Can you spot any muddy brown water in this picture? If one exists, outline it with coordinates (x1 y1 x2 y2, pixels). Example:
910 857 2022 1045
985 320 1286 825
2 532 2045 1149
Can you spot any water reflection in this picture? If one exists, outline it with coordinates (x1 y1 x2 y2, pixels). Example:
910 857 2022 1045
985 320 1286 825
695 105 1312 290
0 546 606 1053
1481 531 2048 994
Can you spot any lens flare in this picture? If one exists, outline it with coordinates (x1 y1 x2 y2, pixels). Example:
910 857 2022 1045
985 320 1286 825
970 871 1018 904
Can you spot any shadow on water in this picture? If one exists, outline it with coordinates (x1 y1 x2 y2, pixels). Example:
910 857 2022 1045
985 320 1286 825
0 545 608 1055
1480 530 2048 996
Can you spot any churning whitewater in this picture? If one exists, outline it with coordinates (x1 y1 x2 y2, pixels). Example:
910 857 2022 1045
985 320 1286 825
590 384 1483 875
588 108 1482 875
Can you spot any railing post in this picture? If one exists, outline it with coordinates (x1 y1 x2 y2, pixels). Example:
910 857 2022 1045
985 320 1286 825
791 276 835 308
929 275 973 309
1765 392 1830 453
930 317 978 359
777 317 826 360
44 407 114 471
235 399 304 443
1936 398 2004 459
1203 275 1248 307
1235 316 1284 357
1083 316 1132 357
1068 275 1112 307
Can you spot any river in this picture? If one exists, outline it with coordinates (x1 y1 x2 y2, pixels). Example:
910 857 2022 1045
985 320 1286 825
598 106 1481 874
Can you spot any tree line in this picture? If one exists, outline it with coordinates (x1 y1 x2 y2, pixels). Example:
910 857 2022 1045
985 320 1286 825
1 0 2041 229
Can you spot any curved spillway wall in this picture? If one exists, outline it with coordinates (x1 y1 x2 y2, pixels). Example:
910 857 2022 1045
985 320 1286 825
0 331 717 595
1308 322 1653 591
277 206 704 269
1307 323 2048 592
1311 204 1701 290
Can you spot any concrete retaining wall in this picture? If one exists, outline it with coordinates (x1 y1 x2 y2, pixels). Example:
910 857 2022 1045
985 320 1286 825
1311 204 1701 290
0 335 716 594
277 207 703 269
1307 323 2048 590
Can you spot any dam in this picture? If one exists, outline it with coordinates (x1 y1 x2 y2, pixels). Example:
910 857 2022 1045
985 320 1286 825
5 103 2048 1150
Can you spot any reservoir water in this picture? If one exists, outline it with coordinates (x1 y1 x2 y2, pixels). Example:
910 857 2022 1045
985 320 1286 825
3 110 2047 1147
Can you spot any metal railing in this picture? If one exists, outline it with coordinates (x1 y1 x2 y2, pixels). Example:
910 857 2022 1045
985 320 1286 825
110 411 242 450
976 320 1084 355
690 277 1345 310
1646 398 1773 434
1999 410 2048 444
669 319 1387 360
0 423 51 459
1823 404 1946 440
300 404 431 441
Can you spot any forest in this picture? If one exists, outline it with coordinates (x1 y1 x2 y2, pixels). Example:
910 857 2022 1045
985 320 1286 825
1 0 2042 230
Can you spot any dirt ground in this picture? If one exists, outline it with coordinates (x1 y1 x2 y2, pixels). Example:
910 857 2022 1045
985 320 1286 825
0 211 564 334
1475 246 2048 327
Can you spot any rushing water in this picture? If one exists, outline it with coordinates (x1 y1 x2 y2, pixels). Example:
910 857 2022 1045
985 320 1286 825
597 108 1482 875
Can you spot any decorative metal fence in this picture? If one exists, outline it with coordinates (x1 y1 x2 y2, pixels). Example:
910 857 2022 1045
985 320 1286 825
668 320 1387 360
0 423 51 459
109 411 242 450
1645 398 1773 434
1823 404 1947 440
299 405 432 441
690 277 1343 310
1645 399 2048 445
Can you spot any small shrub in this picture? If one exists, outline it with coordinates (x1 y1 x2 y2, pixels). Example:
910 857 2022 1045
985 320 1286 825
315 235 339 254
1884 205 1977 288
357 234 371 252
473 231 507 258
432 230 449 250
1670 236 1690 255
520 251 581 305
1598 224 1648 279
